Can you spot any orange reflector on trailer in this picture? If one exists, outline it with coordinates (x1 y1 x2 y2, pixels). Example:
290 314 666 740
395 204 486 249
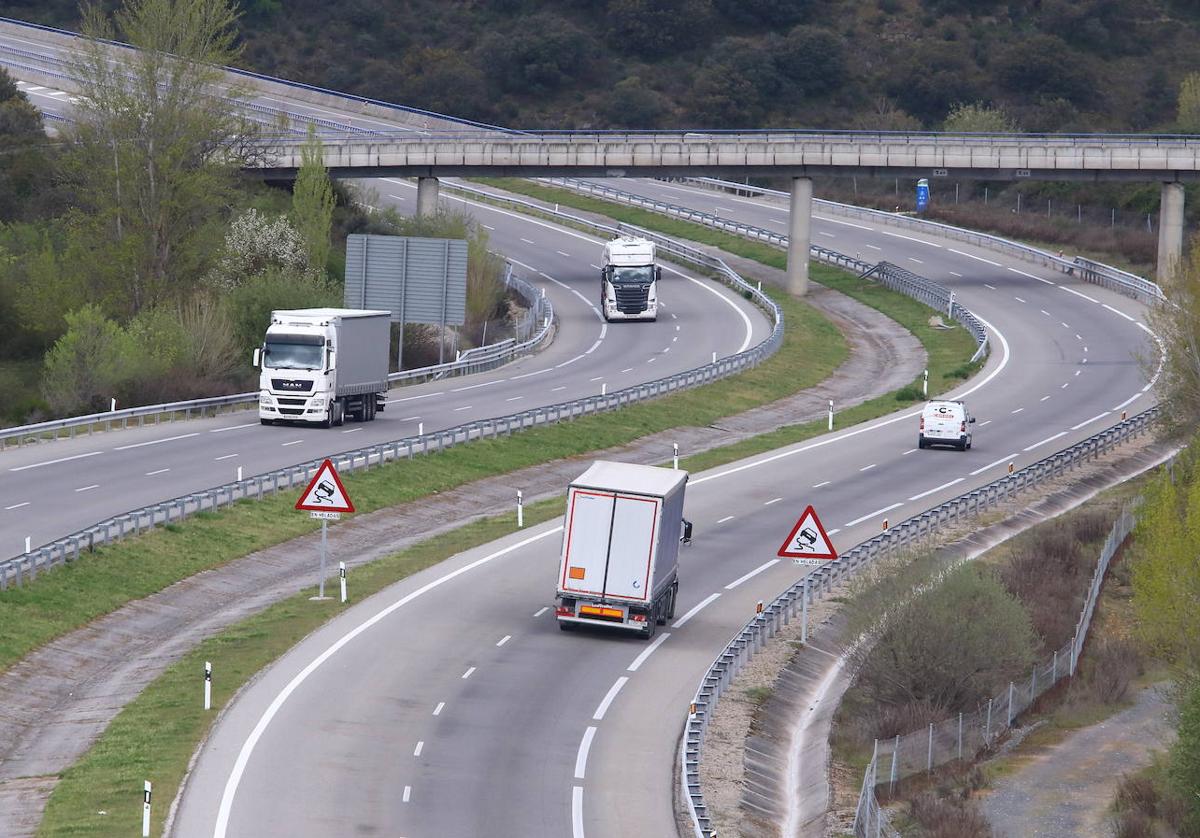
580 605 623 619
569 566 586 580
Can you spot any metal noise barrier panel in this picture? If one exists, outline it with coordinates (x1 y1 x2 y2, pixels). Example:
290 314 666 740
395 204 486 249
681 405 1160 838
0 237 784 580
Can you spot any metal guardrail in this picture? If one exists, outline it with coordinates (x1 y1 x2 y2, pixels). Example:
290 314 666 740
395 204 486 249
0 222 784 578
680 406 1160 838
538 177 990 362
0 265 553 449
684 176 1166 304
852 501 1139 837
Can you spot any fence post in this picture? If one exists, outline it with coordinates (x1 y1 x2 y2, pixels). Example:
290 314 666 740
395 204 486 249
1008 682 1015 727
986 698 993 743
1052 649 1058 683
927 723 934 772
958 712 963 761
889 735 899 794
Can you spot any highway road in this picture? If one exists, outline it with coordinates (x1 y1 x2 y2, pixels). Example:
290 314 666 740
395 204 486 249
171 194 1157 837
0 20 1162 838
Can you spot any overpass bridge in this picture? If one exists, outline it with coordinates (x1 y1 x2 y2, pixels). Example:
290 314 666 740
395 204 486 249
0 12 1193 288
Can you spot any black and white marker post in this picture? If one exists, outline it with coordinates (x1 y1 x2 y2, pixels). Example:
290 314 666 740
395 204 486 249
673 443 679 470
142 781 152 837
923 368 929 398
339 561 347 603
204 661 212 710
516 490 524 528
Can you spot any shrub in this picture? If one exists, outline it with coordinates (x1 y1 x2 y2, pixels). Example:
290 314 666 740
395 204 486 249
908 792 995 838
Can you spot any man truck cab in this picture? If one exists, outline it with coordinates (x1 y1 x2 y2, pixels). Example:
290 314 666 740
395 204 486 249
918 400 975 451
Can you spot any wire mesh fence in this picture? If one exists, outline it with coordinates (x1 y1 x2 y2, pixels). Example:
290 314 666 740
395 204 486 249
852 504 1138 836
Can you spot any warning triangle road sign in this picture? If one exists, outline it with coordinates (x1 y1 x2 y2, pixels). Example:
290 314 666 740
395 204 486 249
777 505 837 562
295 459 356 514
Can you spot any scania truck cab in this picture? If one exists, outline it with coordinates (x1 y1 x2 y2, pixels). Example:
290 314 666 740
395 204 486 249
600 236 660 321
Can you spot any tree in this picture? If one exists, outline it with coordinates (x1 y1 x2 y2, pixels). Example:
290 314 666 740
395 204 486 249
605 0 713 56
1145 234 1200 434
943 102 1019 134
62 0 259 316
851 564 1037 712
1170 679 1200 834
1179 72 1200 133
207 208 312 291
41 304 131 413
0 67 54 223
291 126 336 276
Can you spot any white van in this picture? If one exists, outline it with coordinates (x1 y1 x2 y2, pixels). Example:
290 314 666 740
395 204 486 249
919 400 975 451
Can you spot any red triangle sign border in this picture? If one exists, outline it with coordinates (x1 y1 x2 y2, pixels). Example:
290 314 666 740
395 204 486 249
295 458 356 514
777 504 837 560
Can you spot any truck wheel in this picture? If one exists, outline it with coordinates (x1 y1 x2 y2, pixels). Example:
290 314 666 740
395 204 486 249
260 418 274 426
366 398 376 421
559 620 577 632
666 584 678 620
322 406 335 429
334 402 345 427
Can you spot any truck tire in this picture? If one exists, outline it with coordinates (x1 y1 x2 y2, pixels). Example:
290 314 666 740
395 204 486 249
260 418 274 426
333 401 345 427
641 607 657 640
559 620 577 632
666 583 678 620
322 405 335 429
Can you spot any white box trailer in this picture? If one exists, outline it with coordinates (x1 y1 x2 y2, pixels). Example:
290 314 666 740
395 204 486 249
555 461 690 639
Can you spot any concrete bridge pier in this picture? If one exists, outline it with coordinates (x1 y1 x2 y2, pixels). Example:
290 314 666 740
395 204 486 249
1158 182 1186 284
417 176 440 217
786 177 813 296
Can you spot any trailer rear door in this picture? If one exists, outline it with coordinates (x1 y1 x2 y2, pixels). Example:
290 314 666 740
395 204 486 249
560 489 615 597
602 495 659 602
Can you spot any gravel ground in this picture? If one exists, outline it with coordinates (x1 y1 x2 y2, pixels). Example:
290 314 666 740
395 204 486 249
0 254 921 837
981 685 1176 838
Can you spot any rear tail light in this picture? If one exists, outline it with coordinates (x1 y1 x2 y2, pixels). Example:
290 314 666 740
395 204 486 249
919 417 925 431
960 421 966 432
629 613 646 623
555 606 573 617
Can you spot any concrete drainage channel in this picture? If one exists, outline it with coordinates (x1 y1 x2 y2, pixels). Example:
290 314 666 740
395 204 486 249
677 406 1161 838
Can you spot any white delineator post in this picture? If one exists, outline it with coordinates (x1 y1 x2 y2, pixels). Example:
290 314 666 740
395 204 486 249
237 466 243 482
24 536 30 554
339 561 347 603
517 490 524 528
673 443 679 470
923 369 928 398
110 397 117 412
204 661 212 711
142 781 152 837
601 383 607 396
418 422 424 437
828 399 834 431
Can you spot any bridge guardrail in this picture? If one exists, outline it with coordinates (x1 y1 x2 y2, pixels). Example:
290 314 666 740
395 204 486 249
0 264 552 449
0 216 785 578
680 406 1160 838
684 176 1166 304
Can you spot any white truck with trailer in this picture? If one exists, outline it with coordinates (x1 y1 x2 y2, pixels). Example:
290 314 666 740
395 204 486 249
255 308 391 428
600 236 660 321
555 461 692 639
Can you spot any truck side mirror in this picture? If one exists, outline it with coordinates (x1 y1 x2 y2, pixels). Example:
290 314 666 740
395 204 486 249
655 267 662 282
681 519 693 545
969 417 976 424
252 347 261 368
324 347 333 374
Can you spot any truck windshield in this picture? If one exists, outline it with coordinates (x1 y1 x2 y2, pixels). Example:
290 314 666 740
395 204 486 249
263 340 324 371
610 266 654 284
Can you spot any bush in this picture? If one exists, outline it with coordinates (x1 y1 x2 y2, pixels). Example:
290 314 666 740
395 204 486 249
908 792 994 838
894 385 923 402
1085 638 1143 705
1169 680 1200 834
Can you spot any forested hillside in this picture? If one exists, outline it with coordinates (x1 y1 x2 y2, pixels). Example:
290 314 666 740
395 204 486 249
5 0 1200 131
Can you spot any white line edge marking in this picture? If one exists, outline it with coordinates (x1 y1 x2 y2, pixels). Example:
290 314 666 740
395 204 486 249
764 497 783 505
592 676 629 721
402 785 411 803
948 247 1001 266
812 480 830 488
145 468 170 476
214 453 238 461
661 263 755 354
462 667 476 679
74 484 99 492
717 515 734 523
1102 303 1137 322
908 477 965 501
533 606 549 617
672 592 720 629
1113 394 1142 411
969 453 1019 476
572 786 584 838
433 701 445 716
209 422 259 433
4 502 30 510
844 502 903 528
212 526 563 838
575 726 597 779
1008 266 1055 285
689 309 1010 487
1059 285 1100 304
1071 412 1111 431
725 559 780 590
497 635 511 647
10 450 104 472
113 432 199 451
627 632 671 672
413 741 423 757
1023 431 1068 452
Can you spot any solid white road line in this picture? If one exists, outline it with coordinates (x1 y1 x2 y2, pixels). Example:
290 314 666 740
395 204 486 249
627 632 671 672
1071 412 1111 431
859 463 877 472
433 702 445 716
725 559 780 590
764 497 783 505
533 606 549 617
452 380 502 393
496 635 511 647
881 230 941 247
1014 296 1027 303
969 454 1019 476
145 468 170 476
908 478 965 501
75 484 99 492
213 526 564 838
10 450 103 472
902 448 918 455
575 726 597 779
1024 431 1068 452
844 502 903 528
4 502 30 510
341 427 362 434
214 453 238 461
281 440 303 447
1060 286 1099 304
1008 267 1055 285
717 515 734 524
389 391 444 404
593 677 629 721
816 214 873 231
672 592 720 628
413 741 424 757
113 432 199 451
1113 394 1142 411
402 786 411 803
948 248 1000 266
812 480 830 488
461 667 476 680
509 368 552 380
572 786 585 838
1102 303 1137 322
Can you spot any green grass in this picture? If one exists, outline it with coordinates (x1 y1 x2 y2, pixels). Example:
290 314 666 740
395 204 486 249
26 183 984 835
37 497 566 838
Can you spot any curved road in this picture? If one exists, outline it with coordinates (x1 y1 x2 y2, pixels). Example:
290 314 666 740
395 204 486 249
173 190 1157 838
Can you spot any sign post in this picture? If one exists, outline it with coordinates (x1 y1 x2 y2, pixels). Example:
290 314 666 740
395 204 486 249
916 178 930 212
295 459 356 601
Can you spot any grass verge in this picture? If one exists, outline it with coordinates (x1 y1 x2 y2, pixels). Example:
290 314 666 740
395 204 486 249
37 496 566 837
26 183 983 834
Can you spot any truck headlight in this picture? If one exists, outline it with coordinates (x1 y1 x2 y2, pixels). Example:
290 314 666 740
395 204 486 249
310 397 325 407
259 395 272 406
